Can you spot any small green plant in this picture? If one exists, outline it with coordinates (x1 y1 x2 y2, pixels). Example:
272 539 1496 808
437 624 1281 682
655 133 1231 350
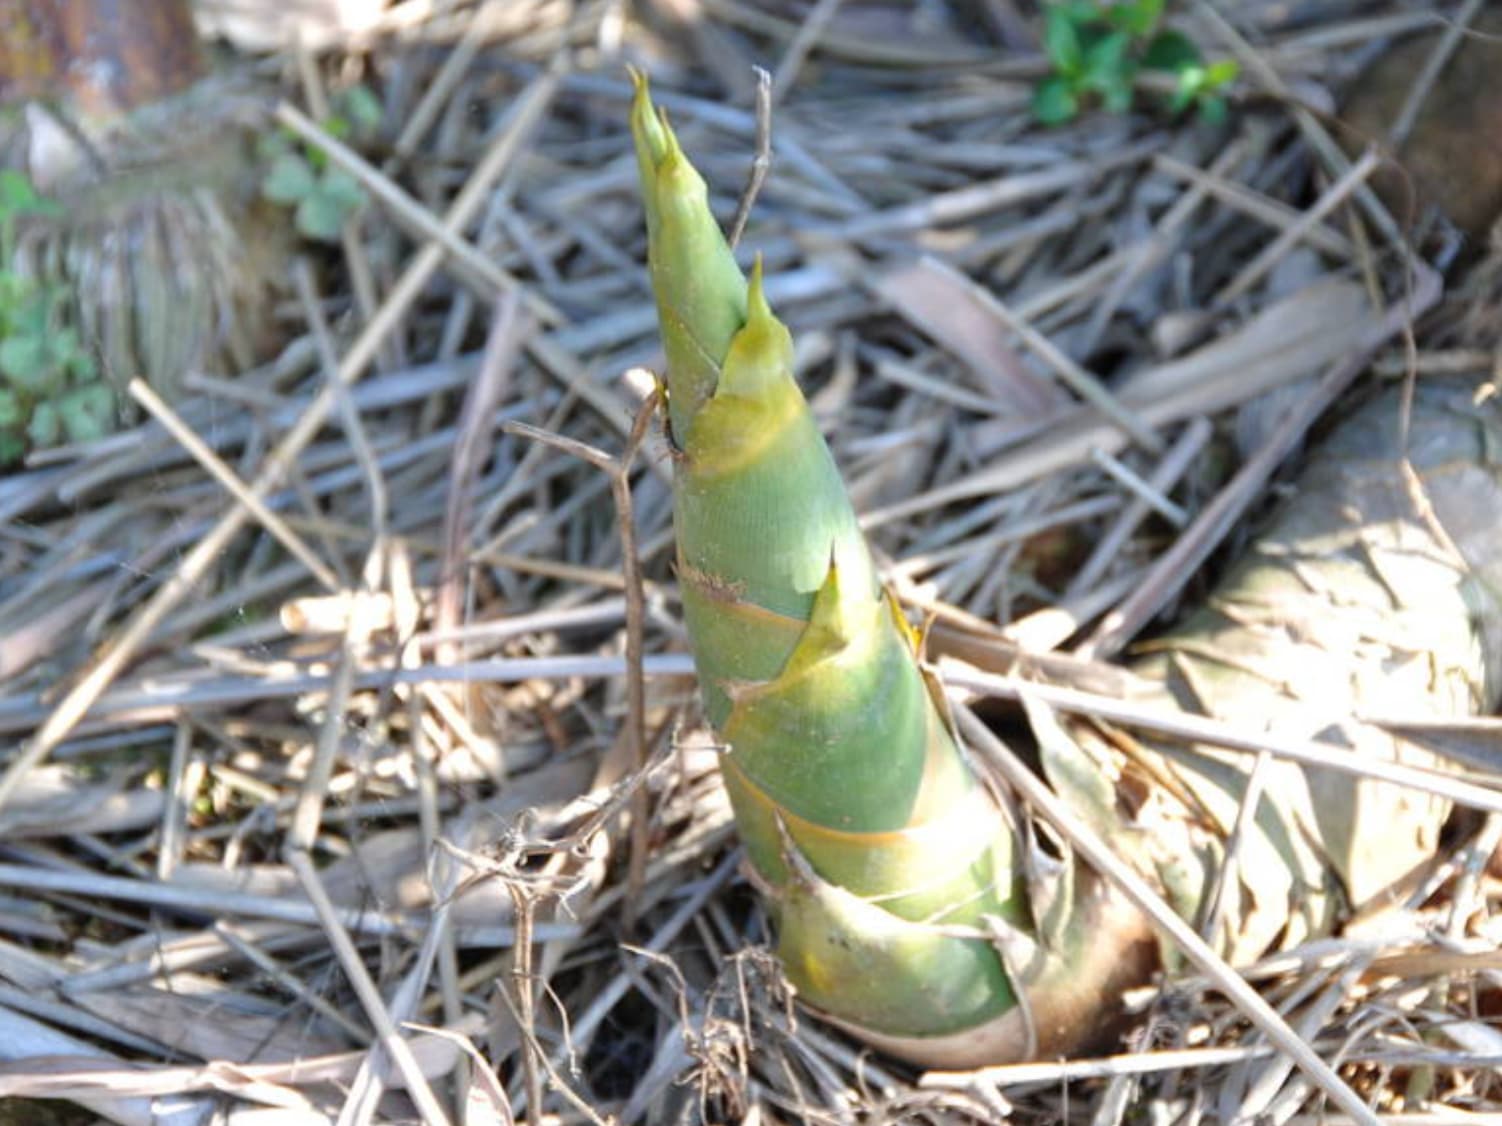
260 84 383 242
1033 1 1238 126
0 171 115 467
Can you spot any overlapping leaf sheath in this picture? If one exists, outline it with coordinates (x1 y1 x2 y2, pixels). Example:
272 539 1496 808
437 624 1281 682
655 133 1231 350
631 75 1042 1055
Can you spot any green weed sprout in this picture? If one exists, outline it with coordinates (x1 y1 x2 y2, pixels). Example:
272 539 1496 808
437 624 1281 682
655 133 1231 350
1034 1 1238 125
260 84 382 243
0 172 115 465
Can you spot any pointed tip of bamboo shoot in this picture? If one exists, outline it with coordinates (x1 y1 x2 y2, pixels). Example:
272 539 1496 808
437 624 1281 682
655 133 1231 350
717 260 793 402
742 255 787 356
628 66 668 166
806 554 857 646
748 253 771 320
763 551 881 675
627 71 715 245
632 75 747 438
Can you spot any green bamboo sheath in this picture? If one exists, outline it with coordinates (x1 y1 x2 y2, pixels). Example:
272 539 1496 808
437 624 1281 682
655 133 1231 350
632 73 1027 1043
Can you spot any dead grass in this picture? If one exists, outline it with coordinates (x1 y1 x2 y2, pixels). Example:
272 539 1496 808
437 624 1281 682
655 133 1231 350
0 1 1499 1123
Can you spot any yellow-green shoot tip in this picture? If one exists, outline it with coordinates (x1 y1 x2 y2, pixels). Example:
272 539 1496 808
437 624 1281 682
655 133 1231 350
748 254 770 320
629 69 669 167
